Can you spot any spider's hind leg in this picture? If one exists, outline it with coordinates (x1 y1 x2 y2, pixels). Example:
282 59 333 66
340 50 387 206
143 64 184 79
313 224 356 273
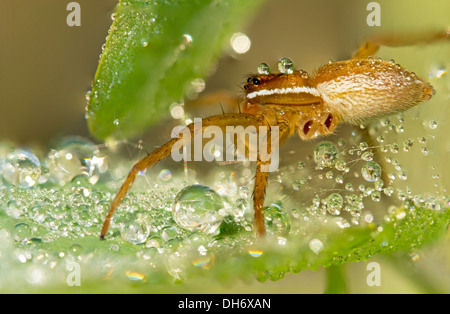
353 29 449 59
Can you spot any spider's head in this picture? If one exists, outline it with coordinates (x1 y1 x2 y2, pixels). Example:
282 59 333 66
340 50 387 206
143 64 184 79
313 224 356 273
243 60 322 106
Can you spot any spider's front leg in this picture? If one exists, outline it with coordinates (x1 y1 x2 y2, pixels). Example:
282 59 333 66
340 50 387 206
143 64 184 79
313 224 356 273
100 112 269 240
253 118 291 237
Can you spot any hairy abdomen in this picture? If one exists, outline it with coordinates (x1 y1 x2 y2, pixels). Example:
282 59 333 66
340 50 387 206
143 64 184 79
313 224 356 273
314 59 434 124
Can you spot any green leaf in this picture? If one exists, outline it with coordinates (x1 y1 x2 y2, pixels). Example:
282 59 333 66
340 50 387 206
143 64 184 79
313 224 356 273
0 182 447 293
87 0 265 140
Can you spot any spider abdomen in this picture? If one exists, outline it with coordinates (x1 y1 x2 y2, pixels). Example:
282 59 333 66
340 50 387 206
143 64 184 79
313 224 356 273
314 59 434 124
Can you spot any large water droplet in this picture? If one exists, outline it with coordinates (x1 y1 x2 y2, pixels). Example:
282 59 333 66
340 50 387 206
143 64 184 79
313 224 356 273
2 150 41 188
361 161 382 182
47 137 100 183
172 185 224 234
278 58 294 74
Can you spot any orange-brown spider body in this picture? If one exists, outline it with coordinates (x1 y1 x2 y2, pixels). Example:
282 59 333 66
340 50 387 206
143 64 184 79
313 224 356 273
100 30 448 240
243 58 434 139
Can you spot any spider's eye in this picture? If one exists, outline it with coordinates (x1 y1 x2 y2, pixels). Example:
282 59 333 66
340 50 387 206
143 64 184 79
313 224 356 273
324 114 333 129
303 121 313 135
252 77 261 85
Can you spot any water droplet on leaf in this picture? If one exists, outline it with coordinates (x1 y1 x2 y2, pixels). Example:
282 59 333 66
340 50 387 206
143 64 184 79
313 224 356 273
172 185 224 234
2 150 41 188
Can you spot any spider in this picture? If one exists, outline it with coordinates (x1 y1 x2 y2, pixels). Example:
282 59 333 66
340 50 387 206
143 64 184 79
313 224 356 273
100 30 448 240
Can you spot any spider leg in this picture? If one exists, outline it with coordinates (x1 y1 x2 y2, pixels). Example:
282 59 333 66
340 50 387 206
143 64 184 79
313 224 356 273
100 113 266 240
253 119 292 237
188 90 243 114
353 29 449 59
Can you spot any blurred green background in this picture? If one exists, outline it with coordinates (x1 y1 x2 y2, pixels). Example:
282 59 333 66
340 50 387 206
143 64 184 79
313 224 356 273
0 0 448 293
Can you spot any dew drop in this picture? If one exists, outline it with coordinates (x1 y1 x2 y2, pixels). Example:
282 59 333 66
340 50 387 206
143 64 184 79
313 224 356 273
309 238 323 254
277 58 294 74
361 161 382 182
140 38 149 47
345 183 354 191
2 150 41 188
359 141 369 151
14 222 32 240
170 102 185 119
120 212 151 245
371 191 381 202
297 161 306 170
264 201 290 236
292 178 307 191
28 204 47 223
361 151 373 161
364 213 374 223
324 193 343 215
335 159 347 172
47 137 98 183
84 90 91 102
313 142 338 168
158 169 172 181
428 120 438 129
183 34 193 44
145 235 163 248
390 143 400 154
172 185 224 234
397 169 408 180
191 78 206 93
257 63 270 75
403 139 414 152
